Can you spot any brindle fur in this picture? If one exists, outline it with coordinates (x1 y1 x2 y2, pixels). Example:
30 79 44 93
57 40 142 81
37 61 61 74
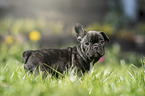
22 23 109 77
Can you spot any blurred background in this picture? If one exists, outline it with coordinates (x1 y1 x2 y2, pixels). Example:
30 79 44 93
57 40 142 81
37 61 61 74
0 0 145 57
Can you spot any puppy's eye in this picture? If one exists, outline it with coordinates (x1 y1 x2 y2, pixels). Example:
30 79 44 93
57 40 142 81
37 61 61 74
85 42 89 45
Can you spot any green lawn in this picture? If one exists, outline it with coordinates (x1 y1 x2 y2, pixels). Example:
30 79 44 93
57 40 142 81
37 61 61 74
0 44 145 96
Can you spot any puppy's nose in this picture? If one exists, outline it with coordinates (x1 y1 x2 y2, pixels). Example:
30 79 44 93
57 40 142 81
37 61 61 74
93 47 98 52
93 43 99 49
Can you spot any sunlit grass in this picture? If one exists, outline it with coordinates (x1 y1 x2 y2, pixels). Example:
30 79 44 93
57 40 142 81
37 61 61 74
0 44 145 96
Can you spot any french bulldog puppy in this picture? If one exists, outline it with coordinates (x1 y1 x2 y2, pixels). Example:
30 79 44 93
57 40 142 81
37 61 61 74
22 23 109 77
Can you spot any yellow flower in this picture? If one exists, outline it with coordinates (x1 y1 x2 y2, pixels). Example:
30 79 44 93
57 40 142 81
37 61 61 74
5 35 14 44
29 30 41 42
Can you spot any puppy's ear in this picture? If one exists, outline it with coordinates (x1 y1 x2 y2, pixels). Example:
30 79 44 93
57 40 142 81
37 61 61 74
100 32 110 42
75 23 87 41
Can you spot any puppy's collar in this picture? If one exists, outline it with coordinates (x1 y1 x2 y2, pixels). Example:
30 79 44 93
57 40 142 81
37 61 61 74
76 45 91 64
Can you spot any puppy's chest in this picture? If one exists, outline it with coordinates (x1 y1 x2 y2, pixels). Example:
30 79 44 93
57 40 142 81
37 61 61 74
71 48 90 70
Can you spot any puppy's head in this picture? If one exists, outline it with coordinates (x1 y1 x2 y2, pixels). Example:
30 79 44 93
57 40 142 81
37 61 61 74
75 23 109 58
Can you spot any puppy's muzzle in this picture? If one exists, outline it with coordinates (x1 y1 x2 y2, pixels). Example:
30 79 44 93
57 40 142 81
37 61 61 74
93 43 104 56
93 43 100 52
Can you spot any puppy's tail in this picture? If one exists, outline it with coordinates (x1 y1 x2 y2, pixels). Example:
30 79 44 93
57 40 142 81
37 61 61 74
22 51 32 64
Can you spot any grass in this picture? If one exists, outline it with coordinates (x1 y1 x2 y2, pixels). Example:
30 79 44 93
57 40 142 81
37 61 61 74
0 17 144 95
0 43 145 96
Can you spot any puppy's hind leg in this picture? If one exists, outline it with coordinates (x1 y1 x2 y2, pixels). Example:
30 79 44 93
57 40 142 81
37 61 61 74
22 50 33 64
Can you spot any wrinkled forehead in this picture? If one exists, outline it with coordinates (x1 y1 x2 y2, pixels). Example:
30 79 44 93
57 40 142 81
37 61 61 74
83 31 104 43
